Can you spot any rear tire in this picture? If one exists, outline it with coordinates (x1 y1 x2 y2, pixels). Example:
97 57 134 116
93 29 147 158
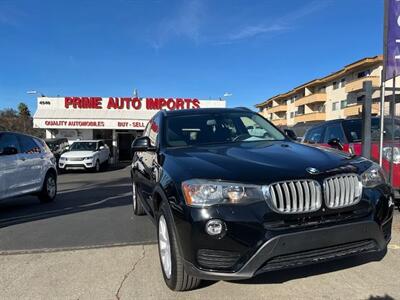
132 181 145 216
39 171 57 203
157 201 201 291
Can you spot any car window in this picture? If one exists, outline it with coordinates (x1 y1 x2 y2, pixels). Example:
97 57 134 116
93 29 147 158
342 119 400 142
149 114 161 147
323 124 346 143
34 138 51 153
304 126 325 144
18 135 41 154
0 133 20 154
166 112 285 147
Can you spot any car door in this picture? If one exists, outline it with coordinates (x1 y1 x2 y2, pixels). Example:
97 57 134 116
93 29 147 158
322 123 348 151
135 115 160 213
303 126 325 145
0 133 21 199
17 134 44 194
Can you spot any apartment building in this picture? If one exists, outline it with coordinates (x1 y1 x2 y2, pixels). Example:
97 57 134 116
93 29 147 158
256 56 386 128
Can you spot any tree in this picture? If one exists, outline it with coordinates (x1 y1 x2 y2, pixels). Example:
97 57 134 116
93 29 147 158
0 103 44 138
18 102 31 118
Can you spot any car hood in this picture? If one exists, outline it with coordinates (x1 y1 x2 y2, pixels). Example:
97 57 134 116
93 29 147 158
163 141 370 185
61 151 96 158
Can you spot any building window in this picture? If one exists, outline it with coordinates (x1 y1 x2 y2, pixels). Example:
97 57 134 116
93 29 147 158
332 102 339 111
297 105 305 115
290 112 295 118
333 81 339 90
318 86 326 93
340 100 347 109
340 78 346 87
357 70 370 78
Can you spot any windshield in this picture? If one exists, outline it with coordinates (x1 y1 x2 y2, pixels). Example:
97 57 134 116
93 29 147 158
166 112 286 147
69 142 97 151
342 118 400 142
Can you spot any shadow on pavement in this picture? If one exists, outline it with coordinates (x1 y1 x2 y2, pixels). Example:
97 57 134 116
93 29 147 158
0 163 132 229
229 250 386 285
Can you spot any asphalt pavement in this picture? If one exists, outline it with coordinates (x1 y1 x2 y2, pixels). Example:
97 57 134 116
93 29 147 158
0 164 156 253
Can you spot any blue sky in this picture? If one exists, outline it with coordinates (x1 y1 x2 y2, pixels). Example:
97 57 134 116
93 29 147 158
0 0 383 112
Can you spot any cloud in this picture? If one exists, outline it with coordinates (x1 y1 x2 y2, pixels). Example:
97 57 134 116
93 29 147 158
149 0 331 48
223 0 331 43
227 24 288 41
151 0 205 49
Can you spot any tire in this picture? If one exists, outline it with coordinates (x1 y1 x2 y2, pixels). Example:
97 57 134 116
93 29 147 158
38 171 57 203
157 201 201 291
93 160 100 172
132 181 145 216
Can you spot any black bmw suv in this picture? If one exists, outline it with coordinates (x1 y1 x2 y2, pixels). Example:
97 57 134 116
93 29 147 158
130 108 394 291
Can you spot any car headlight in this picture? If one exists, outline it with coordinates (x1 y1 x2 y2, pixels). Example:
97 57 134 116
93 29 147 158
382 146 400 164
361 163 387 188
182 179 263 207
60 157 67 161
85 156 93 160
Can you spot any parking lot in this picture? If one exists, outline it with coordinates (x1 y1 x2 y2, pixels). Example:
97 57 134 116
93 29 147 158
0 166 400 299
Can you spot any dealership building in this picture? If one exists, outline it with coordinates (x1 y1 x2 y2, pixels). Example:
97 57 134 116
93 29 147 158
33 96 226 161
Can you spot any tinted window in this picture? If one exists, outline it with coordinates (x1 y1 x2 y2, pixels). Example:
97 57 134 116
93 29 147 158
166 112 285 147
304 126 325 144
342 119 400 142
18 135 41 154
0 133 20 154
323 124 346 143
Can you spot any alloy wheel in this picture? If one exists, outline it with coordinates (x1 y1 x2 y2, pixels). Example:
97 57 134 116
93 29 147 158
159 215 172 279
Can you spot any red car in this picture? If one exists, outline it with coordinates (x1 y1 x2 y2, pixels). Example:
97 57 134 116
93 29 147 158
302 117 400 203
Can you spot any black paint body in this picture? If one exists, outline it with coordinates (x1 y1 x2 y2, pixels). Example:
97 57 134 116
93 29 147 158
131 108 393 280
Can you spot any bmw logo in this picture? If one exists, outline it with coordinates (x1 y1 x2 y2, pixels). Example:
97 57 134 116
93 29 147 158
306 167 320 175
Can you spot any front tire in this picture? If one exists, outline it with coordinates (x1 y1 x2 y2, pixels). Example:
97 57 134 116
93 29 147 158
39 171 57 203
93 160 100 172
132 181 145 216
157 201 201 291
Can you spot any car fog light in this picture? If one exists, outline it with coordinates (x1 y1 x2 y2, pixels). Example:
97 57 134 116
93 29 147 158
205 219 226 237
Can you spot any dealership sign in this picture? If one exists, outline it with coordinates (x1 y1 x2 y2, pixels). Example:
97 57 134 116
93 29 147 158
33 96 225 130
63 97 200 110
385 0 400 80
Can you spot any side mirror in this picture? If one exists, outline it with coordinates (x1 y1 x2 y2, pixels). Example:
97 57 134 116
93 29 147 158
131 136 155 152
284 129 297 141
327 138 344 151
0 146 18 156
99 146 105 150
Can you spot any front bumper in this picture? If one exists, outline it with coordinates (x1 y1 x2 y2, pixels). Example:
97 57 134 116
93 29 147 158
59 160 94 170
183 219 391 280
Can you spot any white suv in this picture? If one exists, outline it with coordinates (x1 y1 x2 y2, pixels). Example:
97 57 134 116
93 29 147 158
59 140 110 172
0 131 57 203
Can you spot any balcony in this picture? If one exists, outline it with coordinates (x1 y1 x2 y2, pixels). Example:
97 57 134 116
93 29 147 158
295 93 327 107
294 112 326 123
268 104 287 113
345 76 380 93
343 103 380 117
272 119 287 126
